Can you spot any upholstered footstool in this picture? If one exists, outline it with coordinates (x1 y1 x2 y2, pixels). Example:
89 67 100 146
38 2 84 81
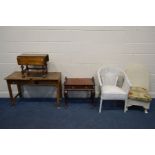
125 87 152 113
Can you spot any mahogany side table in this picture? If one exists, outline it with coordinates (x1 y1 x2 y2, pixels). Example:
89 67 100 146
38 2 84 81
64 77 95 106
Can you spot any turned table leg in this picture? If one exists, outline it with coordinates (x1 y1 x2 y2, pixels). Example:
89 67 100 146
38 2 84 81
56 82 61 107
17 83 23 98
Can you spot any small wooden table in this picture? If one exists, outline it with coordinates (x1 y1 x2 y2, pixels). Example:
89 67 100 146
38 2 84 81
5 71 62 107
17 54 49 78
64 77 95 106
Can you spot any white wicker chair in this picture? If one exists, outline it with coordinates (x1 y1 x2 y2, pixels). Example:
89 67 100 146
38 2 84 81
125 64 152 113
97 67 131 113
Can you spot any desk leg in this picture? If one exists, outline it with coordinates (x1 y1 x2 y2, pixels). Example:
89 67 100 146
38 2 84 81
56 82 61 107
7 82 16 105
17 83 22 98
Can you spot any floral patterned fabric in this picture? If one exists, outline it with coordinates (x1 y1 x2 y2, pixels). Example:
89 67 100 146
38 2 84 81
128 87 152 102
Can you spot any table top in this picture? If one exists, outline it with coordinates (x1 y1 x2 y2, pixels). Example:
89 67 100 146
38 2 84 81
17 54 49 65
64 77 95 86
5 71 61 81
17 54 49 58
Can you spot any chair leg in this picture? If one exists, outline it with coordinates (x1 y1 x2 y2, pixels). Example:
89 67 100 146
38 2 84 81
124 99 128 112
144 109 148 114
99 99 103 113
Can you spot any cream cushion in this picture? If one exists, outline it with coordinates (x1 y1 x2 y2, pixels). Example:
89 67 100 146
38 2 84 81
128 87 152 102
101 85 127 100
